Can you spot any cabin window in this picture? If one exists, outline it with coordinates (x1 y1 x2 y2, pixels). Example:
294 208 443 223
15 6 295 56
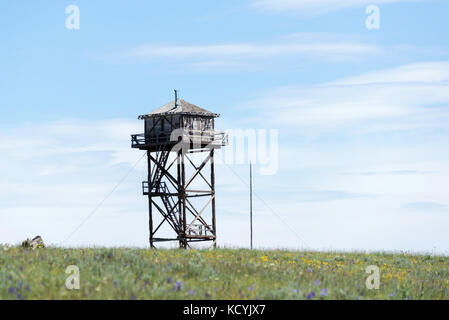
173 115 180 129
193 119 201 131
184 117 193 130
145 118 153 136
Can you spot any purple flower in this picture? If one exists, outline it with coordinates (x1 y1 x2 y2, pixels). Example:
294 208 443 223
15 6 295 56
315 280 320 286
306 291 316 300
307 268 312 273
389 293 395 297
17 283 23 289
108 253 113 259
320 289 328 297
293 289 298 294
248 285 254 291
8 287 15 294
25 284 30 292
113 281 118 287
205 292 211 299
19 265 23 271
189 290 196 296
174 281 183 291
166 277 172 284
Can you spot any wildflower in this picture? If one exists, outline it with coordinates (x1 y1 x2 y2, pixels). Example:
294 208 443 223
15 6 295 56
19 265 23 271
389 293 395 297
307 268 312 273
306 292 316 299
189 290 196 296
166 277 172 284
293 289 298 294
248 285 254 291
205 292 211 299
25 284 30 292
8 287 15 294
320 289 328 297
108 252 113 259
261 256 268 262
113 281 118 287
174 281 183 291
315 280 320 286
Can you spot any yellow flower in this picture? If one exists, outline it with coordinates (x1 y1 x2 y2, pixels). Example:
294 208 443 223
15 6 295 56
261 256 268 262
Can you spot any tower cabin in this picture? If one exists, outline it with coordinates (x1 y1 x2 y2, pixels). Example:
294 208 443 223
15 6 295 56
131 93 227 151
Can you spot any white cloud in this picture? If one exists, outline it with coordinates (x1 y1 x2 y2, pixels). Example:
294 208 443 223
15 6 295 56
241 61 449 134
130 41 378 59
122 33 382 70
331 61 449 85
0 119 148 246
252 0 425 16
227 61 449 253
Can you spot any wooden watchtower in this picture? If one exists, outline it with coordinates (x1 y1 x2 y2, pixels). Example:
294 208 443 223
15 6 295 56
131 91 227 248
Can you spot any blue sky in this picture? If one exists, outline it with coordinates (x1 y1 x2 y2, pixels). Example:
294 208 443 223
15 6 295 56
1 0 449 253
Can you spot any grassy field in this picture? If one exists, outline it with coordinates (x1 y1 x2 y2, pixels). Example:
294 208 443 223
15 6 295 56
1 245 448 300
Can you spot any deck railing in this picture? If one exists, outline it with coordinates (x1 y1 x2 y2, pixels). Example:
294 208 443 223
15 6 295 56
131 130 228 148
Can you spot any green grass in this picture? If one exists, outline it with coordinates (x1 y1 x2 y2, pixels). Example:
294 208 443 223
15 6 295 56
1 245 448 300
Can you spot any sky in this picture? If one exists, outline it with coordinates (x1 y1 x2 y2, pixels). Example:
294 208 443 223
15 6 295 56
1 0 449 253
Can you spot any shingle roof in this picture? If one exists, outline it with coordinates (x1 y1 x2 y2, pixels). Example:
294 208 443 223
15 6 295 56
138 99 220 119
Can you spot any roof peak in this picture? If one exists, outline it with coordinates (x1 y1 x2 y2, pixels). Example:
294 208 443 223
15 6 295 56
138 98 220 119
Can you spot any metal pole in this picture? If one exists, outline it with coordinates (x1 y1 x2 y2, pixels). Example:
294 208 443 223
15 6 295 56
250 161 253 250
148 151 154 248
211 149 217 248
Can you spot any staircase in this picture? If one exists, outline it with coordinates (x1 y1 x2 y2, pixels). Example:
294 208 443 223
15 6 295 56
151 151 169 191
158 182 181 232
150 151 181 232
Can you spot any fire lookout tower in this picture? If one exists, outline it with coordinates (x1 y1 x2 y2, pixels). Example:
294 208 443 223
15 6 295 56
131 91 227 248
